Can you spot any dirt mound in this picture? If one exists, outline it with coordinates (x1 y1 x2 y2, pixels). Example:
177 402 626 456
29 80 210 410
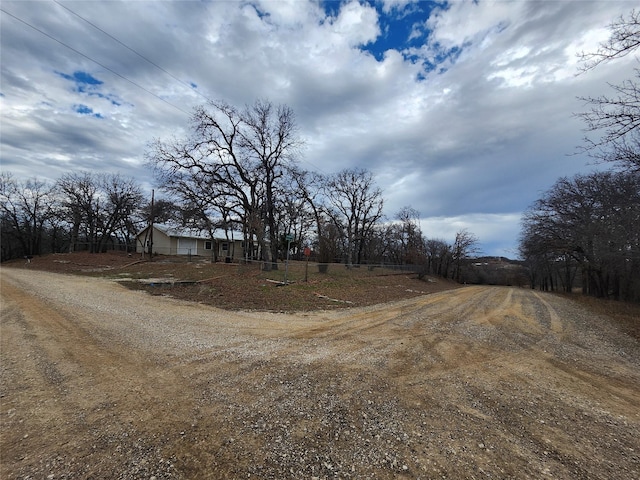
12 252 460 312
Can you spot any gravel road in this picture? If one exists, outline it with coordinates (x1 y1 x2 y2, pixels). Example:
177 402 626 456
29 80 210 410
1 267 639 479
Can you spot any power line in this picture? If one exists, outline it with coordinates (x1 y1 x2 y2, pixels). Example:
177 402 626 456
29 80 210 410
0 7 191 116
2 4 328 175
46 2 329 175
52 0 213 105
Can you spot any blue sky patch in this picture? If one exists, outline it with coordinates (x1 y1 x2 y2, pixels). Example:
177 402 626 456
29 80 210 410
320 0 341 19
361 1 440 61
319 1 457 75
74 104 104 119
57 70 103 86
88 90 121 106
57 69 123 107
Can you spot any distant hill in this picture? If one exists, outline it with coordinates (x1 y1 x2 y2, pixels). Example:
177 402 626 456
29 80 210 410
465 257 528 286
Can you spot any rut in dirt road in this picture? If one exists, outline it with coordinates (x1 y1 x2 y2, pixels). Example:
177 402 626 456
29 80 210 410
1 275 196 478
1 268 639 480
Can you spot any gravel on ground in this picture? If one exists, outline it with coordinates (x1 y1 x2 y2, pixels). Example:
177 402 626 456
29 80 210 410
1 267 639 479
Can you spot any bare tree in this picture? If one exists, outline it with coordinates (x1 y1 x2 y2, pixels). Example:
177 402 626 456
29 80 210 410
239 100 302 269
149 101 262 258
382 207 425 266
148 99 301 268
519 170 640 300
577 75 640 158
0 173 56 259
291 168 331 262
325 168 384 267
452 229 480 283
273 173 315 260
595 131 640 171
577 9 640 169
395 206 425 264
99 174 144 252
139 197 179 226
56 172 142 253
424 238 452 279
578 10 640 72
57 172 97 252
519 208 577 293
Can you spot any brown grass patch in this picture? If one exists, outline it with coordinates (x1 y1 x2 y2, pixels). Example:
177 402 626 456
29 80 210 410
8 252 459 312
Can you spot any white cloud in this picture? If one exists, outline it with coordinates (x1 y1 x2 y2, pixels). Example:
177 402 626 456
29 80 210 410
421 213 523 257
0 0 634 258
380 0 420 14
426 0 523 49
328 1 380 47
492 46 532 67
253 0 322 26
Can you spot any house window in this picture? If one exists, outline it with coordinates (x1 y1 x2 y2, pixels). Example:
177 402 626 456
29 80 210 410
205 241 212 250
222 242 229 251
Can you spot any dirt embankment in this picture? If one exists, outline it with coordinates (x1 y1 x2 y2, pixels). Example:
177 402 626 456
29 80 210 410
1 267 639 479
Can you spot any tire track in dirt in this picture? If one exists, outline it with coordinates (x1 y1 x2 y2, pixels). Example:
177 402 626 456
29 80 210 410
2 268 639 480
0 275 198 478
281 287 557 377
532 290 565 334
1 277 191 413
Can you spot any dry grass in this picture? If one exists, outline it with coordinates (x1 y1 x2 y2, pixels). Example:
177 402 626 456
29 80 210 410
9 251 459 312
10 252 640 336
560 293 640 340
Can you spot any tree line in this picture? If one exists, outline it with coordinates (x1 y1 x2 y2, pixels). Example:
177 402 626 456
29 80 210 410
0 161 482 284
519 10 640 302
519 170 639 300
143 98 482 278
0 98 482 282
0 172 144 260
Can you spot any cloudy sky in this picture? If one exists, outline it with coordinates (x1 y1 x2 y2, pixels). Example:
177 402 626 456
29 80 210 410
1 0 636 257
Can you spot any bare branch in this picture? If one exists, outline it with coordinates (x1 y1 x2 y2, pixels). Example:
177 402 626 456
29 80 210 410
578 9 640 73
575 10 640 169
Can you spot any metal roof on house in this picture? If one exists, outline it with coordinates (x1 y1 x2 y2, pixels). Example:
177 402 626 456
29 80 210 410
140 224 246 241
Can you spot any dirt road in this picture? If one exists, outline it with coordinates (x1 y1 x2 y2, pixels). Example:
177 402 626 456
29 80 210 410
1 268 639 479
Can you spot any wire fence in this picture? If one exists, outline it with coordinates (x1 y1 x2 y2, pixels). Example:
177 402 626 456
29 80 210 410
143 256 425 282
256 260 424 284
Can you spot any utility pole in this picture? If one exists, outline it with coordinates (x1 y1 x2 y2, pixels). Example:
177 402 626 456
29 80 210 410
147 189 154 261
284 234 293 284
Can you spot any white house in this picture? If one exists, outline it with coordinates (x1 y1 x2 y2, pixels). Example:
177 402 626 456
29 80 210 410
135 224 256 260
